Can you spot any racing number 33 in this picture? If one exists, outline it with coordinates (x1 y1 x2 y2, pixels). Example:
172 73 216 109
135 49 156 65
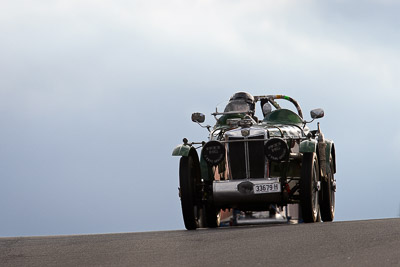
254 183 281 194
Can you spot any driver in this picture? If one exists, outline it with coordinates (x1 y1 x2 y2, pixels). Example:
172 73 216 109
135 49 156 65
224 92 256 114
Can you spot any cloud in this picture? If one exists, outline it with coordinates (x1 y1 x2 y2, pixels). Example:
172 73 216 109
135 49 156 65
1 0 400 235
1 0 399 123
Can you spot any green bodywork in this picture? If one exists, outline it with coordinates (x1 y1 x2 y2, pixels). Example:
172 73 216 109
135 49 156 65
263 109 303 126
269 161 301 178
300 139 317 153
172 144 215 181
172 144 191 157
299 139 336 174
200 152 214 181
325 139 336 173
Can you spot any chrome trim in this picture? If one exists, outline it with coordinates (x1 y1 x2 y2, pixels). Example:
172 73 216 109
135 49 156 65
213 179 282 207
220 137 305 144
235 217 287 225
289 153 302 159
244 137 250 179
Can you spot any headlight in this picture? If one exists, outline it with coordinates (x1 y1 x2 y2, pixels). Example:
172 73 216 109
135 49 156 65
264 138 289 161
202 141 225 165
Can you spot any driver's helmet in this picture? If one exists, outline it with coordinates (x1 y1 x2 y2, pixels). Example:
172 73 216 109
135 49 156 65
224 91 255 113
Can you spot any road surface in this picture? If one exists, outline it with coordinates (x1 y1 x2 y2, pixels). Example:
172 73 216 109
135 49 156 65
1 218 400 266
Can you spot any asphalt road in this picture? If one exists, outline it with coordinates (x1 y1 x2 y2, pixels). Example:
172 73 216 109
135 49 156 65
1 218 400 267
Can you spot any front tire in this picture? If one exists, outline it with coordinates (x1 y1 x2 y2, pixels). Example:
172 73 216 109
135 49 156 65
300 153 320 223
320 157 335 222
205 205 220 228
179 151 202 230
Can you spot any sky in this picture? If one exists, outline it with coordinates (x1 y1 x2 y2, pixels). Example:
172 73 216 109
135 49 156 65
1 0 400 237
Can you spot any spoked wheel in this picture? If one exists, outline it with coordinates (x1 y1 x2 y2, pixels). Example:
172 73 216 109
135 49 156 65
320 156 336 222
300 152 321 223
179 151 203 230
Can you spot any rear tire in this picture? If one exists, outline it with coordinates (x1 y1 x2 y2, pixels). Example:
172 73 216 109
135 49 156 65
300 153 320 223
179 152 202 230
320 157 335 222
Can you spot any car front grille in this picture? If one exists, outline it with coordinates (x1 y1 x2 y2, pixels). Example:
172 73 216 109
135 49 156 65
228 135 265 179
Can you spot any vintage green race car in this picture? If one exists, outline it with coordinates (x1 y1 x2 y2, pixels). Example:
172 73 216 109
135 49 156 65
173 92 336 230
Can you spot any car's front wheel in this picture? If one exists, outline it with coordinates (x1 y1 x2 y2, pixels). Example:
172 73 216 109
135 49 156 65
320 156 335 221
205 204 220 228
300 152 320 223
179 151 202 230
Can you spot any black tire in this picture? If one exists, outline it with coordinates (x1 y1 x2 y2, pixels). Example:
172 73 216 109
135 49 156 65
179 151 202 230
320 157 335 222
205 205 219 228
300 152 320 223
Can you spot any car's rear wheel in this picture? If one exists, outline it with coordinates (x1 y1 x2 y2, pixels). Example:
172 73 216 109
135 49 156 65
320 156 335 222
179 151 202 230
300 152 320 223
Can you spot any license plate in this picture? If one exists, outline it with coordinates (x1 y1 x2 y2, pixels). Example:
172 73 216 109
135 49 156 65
253 183 281 194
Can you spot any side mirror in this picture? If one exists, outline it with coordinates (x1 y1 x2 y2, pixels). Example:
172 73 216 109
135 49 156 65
191 112 205 123
310 108 324 119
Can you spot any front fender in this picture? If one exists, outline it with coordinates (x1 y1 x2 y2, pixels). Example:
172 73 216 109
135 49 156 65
325 140 336 174
300 139 317 153
173 144 212 183
316 139 336 177
172 144 191 157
